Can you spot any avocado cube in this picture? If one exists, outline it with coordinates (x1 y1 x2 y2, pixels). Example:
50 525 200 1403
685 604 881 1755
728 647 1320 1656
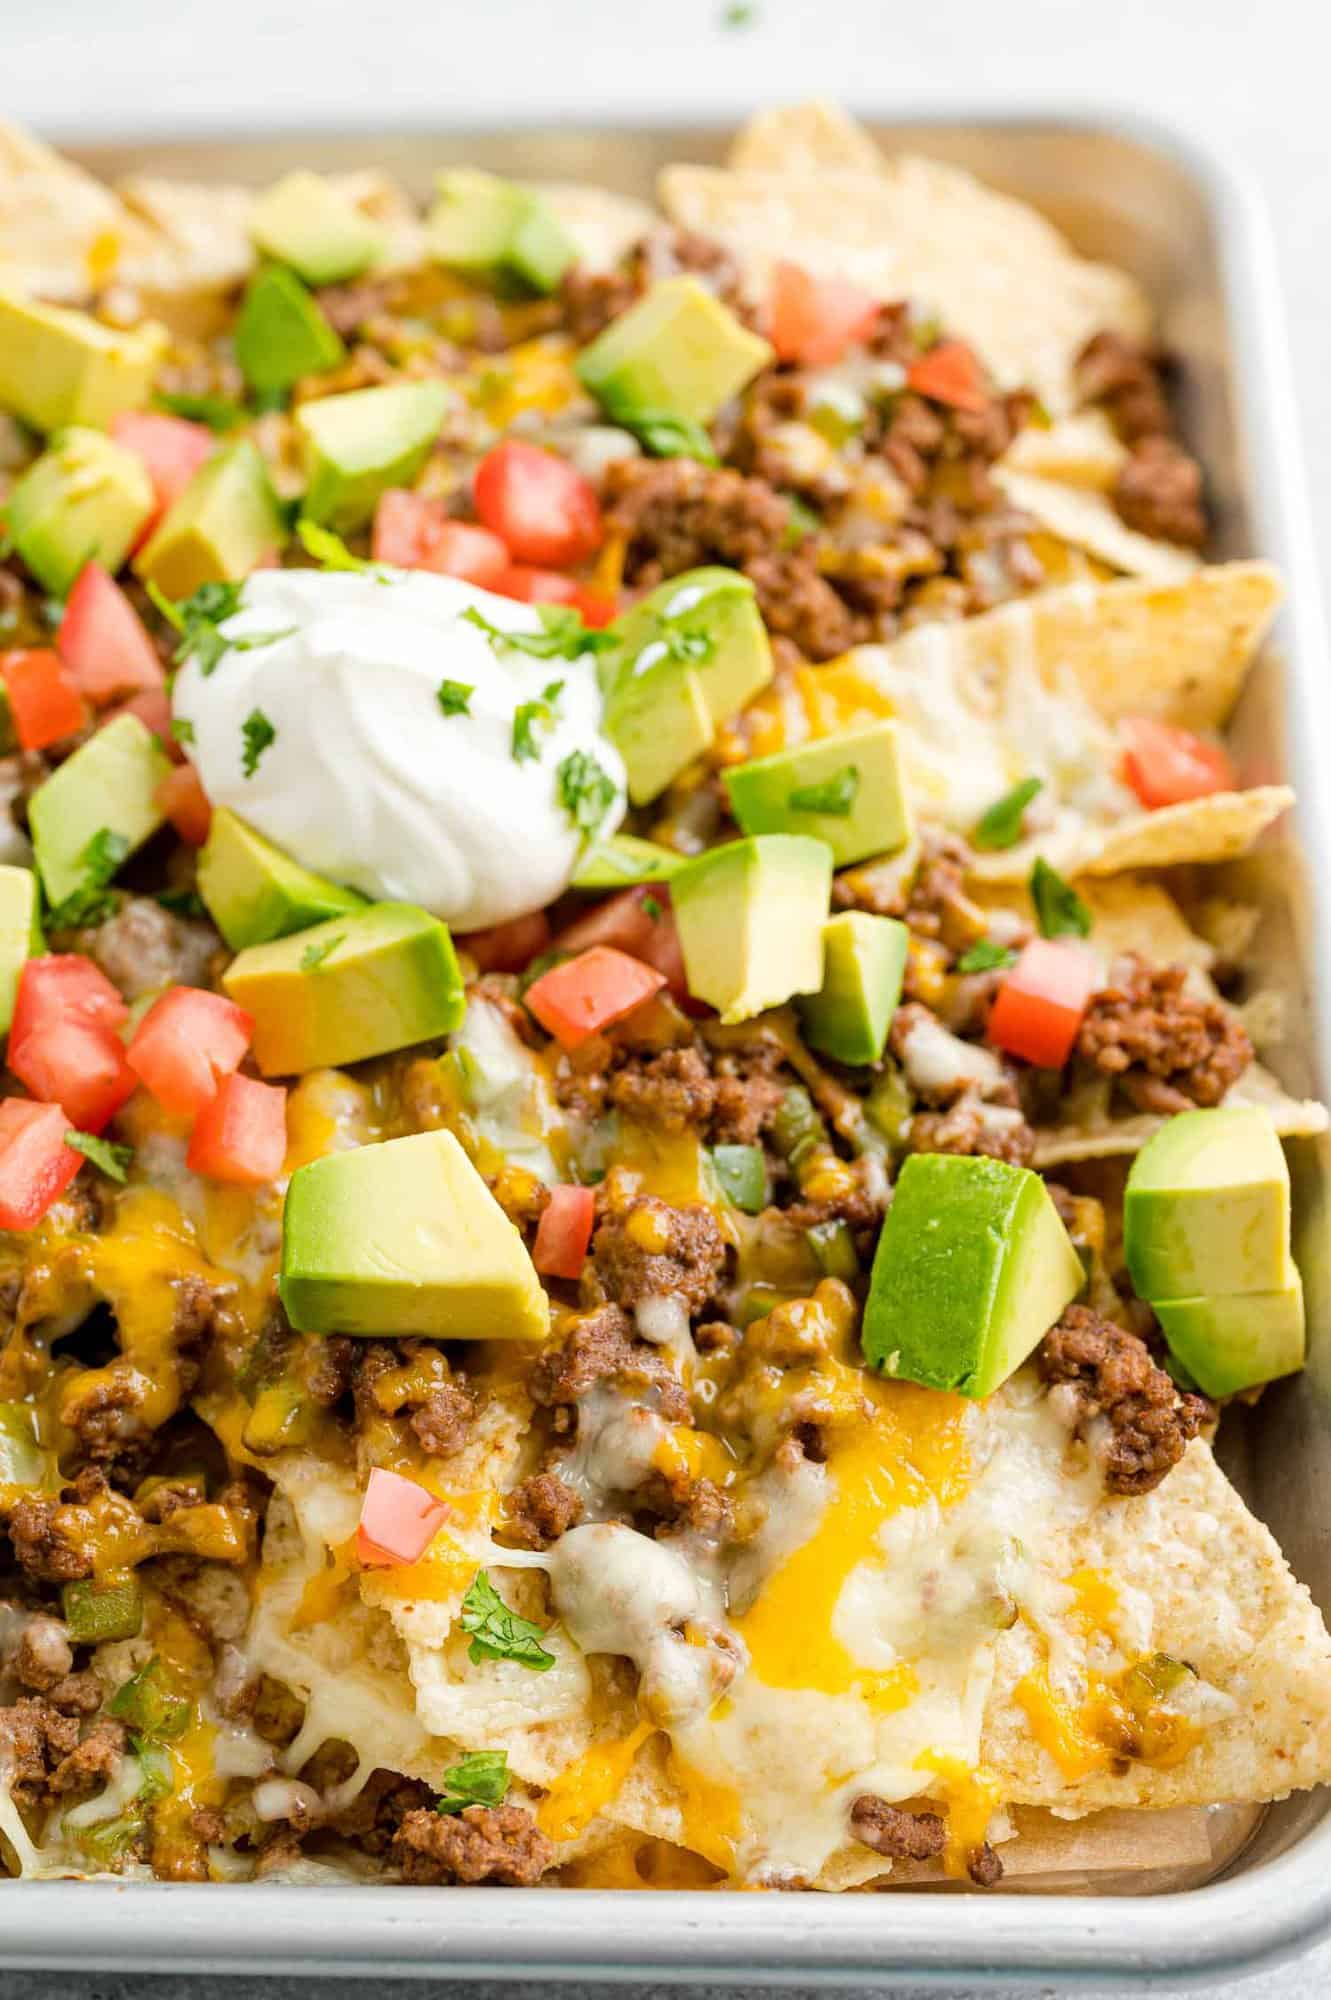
0 292 166 435
601 653 714 806
29 714 170 911
576 277 773 428
798 912 907 1065
604 567 773 732
0 865 41 1038
135 440 285 597
8 428 154 596
280 1127 549 1341
1124 1106 1292 1304
725 722 912 868
671 834 831 1025
428 169 577 296
1153 1272 1306 1399
233 266 345 400
571 833 684 891
249 171 381 287
223 902 465 1076
296 380 451 533
197 807 367 951
863 1153 1084 1398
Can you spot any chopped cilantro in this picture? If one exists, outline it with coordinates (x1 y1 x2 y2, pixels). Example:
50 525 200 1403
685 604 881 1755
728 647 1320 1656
296 518 391 580
788 765 860 817
154 389 247 432
64 1131 133 1182
556 748 618 836
45 828 129 930
660 623 712 666
642 894 663 922
625 410 719 465
464 603 614 663
511 680 564 764
956 938 1018 975
1030 856 1092 940
155 886 207 920
435 1750 510 1816
240 708 276 778
720 0 757 23
973 776 1043 852
148 579 295 679
458 1570 555 1672
436 679 473 718
170 717 196 747
299 933 344 972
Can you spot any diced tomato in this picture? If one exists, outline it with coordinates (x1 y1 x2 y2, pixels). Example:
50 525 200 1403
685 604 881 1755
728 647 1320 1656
185 1072 287 1185
906 339 988 414
553 887 687 998
127 987 253 1118
524 944 667 1049
0 650 86 752
371 490 509 586
0 1099 84 1231
491 566 616 626
532 1184 596 1282
10 955 128 1053
1120 716 1237 810
106 682 180 759
355 1467 450 1568
110 411 214 533
155 763 212 846
9 1018 137 1133
473 440 603 568
987 939 1099 1070
458 908 551 975
57 563 166 707
768 261 880 367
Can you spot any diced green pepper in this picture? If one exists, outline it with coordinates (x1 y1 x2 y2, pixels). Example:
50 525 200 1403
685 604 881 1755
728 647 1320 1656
135 1740 175 1803
0 1401 45 1491
710 1143 769 1215
865 1065 912 1152
77 1815 146 1866
61 1576 144 1645
107 1657 190 1742
805 1219 859 1282
771 1086 827 1171
242 1379 317 1455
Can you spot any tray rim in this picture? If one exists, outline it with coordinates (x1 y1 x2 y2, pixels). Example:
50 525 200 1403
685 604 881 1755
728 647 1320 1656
5 101 1331 1986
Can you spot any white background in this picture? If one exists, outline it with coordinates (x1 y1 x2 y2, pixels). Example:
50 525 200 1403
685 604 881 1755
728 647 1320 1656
2 0 1330 1993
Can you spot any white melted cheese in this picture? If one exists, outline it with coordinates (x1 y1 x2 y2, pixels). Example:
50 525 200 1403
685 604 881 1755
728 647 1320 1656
452 994 566 1182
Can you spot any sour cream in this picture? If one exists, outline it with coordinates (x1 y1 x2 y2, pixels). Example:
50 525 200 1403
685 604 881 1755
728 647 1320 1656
173 568 626 932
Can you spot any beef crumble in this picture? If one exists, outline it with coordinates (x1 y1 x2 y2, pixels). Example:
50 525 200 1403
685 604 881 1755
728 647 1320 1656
529 1302 690 1423
392 1803 553 1886
1039 1304 1213 1496
849 1794 946 1862
1076 961 1252 1115
588 1193 727 1315
505 1470 585 1549
1075 330 1208 546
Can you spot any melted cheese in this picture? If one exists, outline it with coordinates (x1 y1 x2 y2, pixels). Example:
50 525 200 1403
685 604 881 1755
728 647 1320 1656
536 1720 656 1841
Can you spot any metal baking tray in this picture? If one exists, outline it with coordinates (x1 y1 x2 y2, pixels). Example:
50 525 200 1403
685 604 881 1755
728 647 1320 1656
3 107 1330 1986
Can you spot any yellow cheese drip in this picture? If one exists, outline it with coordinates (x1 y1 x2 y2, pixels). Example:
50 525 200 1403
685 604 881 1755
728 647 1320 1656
537 1721 656 1841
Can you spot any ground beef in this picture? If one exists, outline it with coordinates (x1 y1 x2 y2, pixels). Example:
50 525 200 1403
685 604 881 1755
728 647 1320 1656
306 1336 356 1408
59 1368 152 1478
313 278 399 337
1075 331 1174 443
351 1343 475 1456
589 1194 727 1315
908 1092 1036 1167
1114 436 1207 547
12 1617 74 1693
43 1673 104 1717
392 1804 553 1886
560 227 746 343
967 1843 1005 1887
608 1045 716 1135
741 549 863 660
528 1302 690 1423
601 454 789 580
901 833 1000 958
49 1717 125 1797
1076 961 1252 1115
0 1698 79 1798
603 1038 786 1148
324 1769 434 1855
6 1494 96 1584
1039 1304 1213 1496
559 263 636 345
849 1795 946 1862
82 896 222 1000
505 1471 584 1549
410 1384 477 1458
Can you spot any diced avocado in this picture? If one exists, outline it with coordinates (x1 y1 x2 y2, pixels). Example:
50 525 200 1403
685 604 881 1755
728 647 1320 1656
428 169 578 296
222 902 465 1076
0 292 166 435
603 567 773 732
1153 1272 1306 1399
0 864 41 1038
601 652 714 807
576 277 773 428
249 171 381 286
725 722 912 868
28 714 170 912
134 440 285 597
1124 1106 1292 1304
862 1153 1084 1398
671 834 831 1025
280 1127 549 1341
296 380 451 533
798 911 907 1065
233 266 345 400
197 807 367 951
7 428 154 596
571 833 683 890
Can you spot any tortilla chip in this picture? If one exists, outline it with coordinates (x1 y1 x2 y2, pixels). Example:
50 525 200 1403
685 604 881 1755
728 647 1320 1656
726 100 886 175
985 1441 1331 1808
116 177 256 293
659 154 1150 414
1002 409 1128 490
994 468 1200 584
1035 1063 1328 1168
0 119 161 301
325 170 428 274
533 183 656 273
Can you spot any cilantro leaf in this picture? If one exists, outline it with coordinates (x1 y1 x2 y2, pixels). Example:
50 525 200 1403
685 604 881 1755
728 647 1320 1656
296 518 391 581
556 749 618 837
437 679 473 717
956 938 1018 975
642 894 663 922
787 765 860 817
65 1131 133 1182
155 887 207 919
170 717 196 747
1030 856 1092 940
459 1570 555 1672
464 603 614 663
623 410 719 465
720 0 757 23
511 681 564 765
148 580 295 679
973 776 1043 852
154 389 247 432
240 708 276 778
435 1750 510 1816
299 933 344 972
45 828 130 930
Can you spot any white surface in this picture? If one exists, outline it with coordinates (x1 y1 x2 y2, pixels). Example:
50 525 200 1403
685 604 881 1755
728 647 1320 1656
4 0 1330 1990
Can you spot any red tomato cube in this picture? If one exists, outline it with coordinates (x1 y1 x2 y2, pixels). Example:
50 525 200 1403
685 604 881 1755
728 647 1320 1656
769 261 880 367
355 1467 450 1567
127 987 254 1118
9 1017 137 1133
1120 716 1237 810
457 908 551 975
987 939 1099 1070
186 1072 287 1185
473 440 602 568
524 944 667 1049
532 1184 596 1281
110 411 214 533
906 340 988 413
155 764 212 846
10 955 129 1053
0 1099 84 1230
372 490 510 586
0 650 86 752
57 563 165 705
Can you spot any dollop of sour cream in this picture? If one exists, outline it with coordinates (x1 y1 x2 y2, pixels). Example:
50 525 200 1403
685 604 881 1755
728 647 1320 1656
173 567 627 932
